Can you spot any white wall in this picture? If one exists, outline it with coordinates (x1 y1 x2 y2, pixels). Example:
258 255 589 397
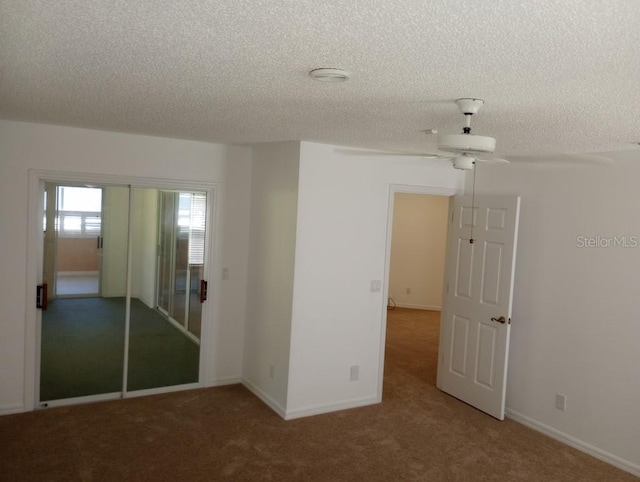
472 155 640 473
389 193 449 310
130 187 158 307
100 186 130 297
243 142 300 414
0 120 252 413
285 142 463 418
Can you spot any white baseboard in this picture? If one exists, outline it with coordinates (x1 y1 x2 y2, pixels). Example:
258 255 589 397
506 408 640 478
205 377 241 388
127 378 242 399
391 303 441 311
39 393 121 409
57 271 99 276
0 402 25 416
241 378 286 419
284 395 379 420
125 383 201 400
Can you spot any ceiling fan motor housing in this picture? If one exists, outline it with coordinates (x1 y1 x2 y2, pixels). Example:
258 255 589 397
455 98 485 115
438 134 496 153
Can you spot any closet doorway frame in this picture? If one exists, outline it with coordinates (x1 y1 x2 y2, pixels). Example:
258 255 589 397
24 169 220 410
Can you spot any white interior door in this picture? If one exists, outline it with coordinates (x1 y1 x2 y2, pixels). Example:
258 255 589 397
436 194 520 420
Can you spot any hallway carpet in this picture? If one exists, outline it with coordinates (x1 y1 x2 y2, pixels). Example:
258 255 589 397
1 309 635 481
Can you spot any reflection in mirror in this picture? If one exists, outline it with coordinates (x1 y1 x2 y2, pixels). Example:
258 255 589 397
39 182 207 403
40 184 129 402
126 188 203 391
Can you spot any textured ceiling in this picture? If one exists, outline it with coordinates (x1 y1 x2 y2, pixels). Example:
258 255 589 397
1 0 639 157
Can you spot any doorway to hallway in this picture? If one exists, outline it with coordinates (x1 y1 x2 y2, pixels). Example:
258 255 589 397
384 192 450 390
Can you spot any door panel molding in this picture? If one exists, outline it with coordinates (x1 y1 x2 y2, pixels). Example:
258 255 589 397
437 194 520 420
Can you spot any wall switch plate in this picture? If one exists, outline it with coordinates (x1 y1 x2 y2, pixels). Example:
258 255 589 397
555 393 567 411
222 268 229 280
405 287 411 295
370 280 381 292
350 365 359 381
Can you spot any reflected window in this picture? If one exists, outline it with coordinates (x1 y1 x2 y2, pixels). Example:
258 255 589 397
56 186 102 237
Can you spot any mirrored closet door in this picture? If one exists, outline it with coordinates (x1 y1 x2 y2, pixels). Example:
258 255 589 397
38 181 209 406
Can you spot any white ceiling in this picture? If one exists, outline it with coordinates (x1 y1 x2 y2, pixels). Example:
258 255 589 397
1 0 640 157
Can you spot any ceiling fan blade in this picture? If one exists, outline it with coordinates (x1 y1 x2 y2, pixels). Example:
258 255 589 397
505 153 615 166
335 148 441 158
474 154 510 164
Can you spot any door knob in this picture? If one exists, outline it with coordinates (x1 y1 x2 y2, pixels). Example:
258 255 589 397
491 316 507 324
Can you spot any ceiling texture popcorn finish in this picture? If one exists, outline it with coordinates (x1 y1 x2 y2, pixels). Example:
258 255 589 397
1 0 639 157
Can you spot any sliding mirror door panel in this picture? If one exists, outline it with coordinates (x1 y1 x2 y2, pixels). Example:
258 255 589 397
39 185 129 402
126 189 204 391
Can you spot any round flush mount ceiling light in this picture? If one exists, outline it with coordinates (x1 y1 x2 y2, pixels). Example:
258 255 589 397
309 68 350 82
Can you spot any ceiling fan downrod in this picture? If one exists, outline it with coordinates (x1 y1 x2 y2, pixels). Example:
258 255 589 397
457 97 483 135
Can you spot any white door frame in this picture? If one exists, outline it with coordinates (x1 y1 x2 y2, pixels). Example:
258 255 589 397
25 169 220 410
377 184 461 402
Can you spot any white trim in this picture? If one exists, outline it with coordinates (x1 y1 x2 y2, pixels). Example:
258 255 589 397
25 173 43 411
37 392 121 409
121 186 134 396
206 376 242 387
124 382 201 399
0 403 25 415
391 303 442 311
199 183 220 387
56 271 99 277
377 184 462 402
27 169 216 191
506 409 640 478
164 314 201 346
241 378 287 419
284 395 379 420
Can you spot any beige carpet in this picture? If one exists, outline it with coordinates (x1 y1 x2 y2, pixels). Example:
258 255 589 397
0 308 635 481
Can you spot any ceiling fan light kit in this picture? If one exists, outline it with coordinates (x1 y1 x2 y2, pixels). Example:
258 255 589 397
451 155 476 170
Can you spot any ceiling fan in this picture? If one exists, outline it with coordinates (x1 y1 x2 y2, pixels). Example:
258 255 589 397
338 98 507 170
339 97 615 170
417 98 509 170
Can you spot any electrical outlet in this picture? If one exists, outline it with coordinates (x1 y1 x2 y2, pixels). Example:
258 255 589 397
350 365 359 381
269 364 274 379
405 287 411 295
555 393 567 411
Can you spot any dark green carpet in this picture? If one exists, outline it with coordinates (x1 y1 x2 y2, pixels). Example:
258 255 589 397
40 297 199 401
